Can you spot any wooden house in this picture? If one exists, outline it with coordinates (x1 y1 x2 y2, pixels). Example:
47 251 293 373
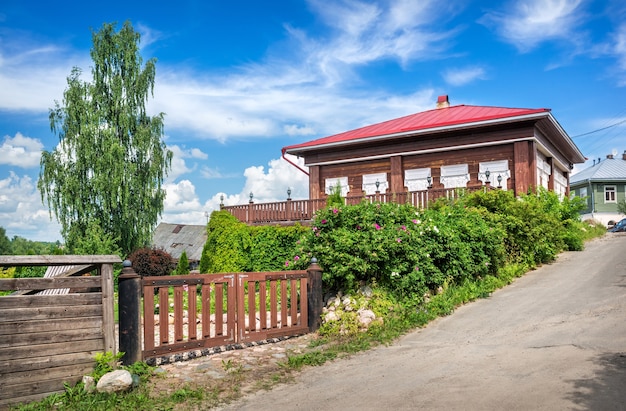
152 223 207 270
570 151 626 225
282 95 585 200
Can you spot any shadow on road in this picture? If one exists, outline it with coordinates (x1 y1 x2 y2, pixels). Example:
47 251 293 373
566 352 626 409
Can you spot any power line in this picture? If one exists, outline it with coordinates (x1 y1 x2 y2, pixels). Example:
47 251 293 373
571 118 626 138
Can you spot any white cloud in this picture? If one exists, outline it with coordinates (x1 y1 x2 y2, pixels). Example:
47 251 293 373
481 0 586 52
610 23 626 85
0 133 44 168
442 66 487 86
0 172 62 241
159 154 309 226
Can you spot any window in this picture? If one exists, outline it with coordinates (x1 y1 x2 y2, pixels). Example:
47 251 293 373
578 187 587 198
325 177 349 196
362 173 388 195
536 157 551 189
440 164 469 189
478 160 510 190
554 172 567 199
404 168 431 191
605 185 616 203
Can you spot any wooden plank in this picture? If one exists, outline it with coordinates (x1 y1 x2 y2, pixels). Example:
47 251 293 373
0 305 102 322
0 350 96 374
174 286 183 342
0 276 102 291
201 284 211 339
0 293 101 309
236 275 246 339
281 280 288 328
0 316 102 335
159 287 169 345
0 339 103 361
0 368 89 401
247 280 255 332
0 327 102 348
226 279 236 342
1 301 101 322
0 255 121 267
143 286 155 352
270 281 278 328
215 283 224 336
1 362 94 389
290 279 298 324
100 263 115 354
300 277 308 327
188 286 197 340
259 281 267 330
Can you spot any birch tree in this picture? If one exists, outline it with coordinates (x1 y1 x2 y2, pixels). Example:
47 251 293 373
39 21 172 255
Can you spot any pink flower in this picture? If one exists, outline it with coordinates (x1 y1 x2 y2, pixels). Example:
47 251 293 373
374 223 381 230
396 238 402 243
285 261 289 267
415 266 419 271
321 219 328 224
333 208 338 214
294 255 300 261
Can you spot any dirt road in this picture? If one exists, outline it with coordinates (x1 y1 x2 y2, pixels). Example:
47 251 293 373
220 234 626 410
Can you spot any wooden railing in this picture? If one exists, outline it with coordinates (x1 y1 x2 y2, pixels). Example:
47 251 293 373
222 186 491 224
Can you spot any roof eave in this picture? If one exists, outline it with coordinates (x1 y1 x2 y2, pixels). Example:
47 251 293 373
284 111 552 156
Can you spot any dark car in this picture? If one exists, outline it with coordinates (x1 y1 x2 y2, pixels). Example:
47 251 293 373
609 218 626 233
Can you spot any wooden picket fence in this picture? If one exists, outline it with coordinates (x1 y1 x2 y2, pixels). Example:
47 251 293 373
141 270 310 360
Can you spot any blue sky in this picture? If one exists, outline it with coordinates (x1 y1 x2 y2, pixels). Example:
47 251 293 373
1 0 625 242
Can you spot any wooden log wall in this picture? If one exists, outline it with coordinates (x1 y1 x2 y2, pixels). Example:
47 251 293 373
0 256 120 409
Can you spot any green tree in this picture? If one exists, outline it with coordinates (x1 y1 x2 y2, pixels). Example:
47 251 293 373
0 227 11 255
618 198 626 215
39 21 172 256
176 251 189 275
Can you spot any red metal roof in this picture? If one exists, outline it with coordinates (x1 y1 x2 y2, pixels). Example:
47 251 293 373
283 104 550 153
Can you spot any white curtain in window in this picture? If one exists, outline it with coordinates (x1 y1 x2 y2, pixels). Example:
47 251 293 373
404 168 431 191
537 157 551 189
325 177 350 196
362 173 388 195
554 172 567 199
440 164 470 188
478 160 510 190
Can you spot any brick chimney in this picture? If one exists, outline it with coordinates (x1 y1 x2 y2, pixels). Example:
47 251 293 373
607 153 614 159
436 95 450 109
623 150 626 160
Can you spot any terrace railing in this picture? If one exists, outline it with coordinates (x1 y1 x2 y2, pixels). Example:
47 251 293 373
222 186 491 225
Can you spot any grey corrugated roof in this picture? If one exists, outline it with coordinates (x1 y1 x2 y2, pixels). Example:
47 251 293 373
570 156 626 186
152 223 207 261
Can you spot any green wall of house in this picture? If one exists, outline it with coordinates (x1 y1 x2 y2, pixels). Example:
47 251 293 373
572 182 626 213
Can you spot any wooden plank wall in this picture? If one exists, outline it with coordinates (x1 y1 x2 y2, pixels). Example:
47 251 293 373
0 256 119 409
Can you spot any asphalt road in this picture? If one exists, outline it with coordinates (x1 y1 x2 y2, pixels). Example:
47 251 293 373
220 233 626 411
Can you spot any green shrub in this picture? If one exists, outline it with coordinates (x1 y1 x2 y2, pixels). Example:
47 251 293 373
200 211 308 273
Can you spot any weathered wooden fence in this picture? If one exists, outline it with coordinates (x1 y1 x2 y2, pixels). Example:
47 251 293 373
0 255 120 409
137 262 322 362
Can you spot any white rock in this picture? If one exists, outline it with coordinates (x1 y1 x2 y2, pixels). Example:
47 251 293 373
357 309 376 327
82 375 95 393
96 370 133 393
324 311 338 323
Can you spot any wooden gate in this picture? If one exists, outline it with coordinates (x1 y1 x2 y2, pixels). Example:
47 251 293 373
142 271 309 360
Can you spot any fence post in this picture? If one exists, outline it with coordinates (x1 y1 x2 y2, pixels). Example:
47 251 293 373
118 260 142 365
307 258 323 332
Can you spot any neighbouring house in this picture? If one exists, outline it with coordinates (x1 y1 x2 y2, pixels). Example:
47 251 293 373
282 95 586 200
152 223 207 270
570 151 626 225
